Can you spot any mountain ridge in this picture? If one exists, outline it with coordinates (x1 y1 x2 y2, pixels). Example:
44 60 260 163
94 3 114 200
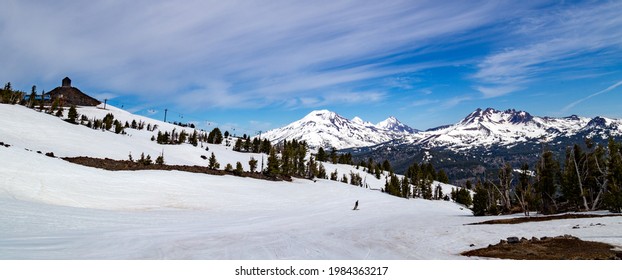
263 107 622 152
261 109 415 150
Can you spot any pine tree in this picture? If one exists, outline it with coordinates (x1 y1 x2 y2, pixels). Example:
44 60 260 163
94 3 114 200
178 130 188 144
280 143 293 175
208 152 220 169
55 106 64 117
103 113 114 130
341 174 348 183
330 148 338 164
296 142 307 177
307 156 318 179
234 162 245 176
225 163 233 172
251 138 260 153
28 85 36 108
316 147 327 162
190 130 198 146
249 157 258 173
604 138 622 212
497 162 513 213
350 172 363 187
233 138 243 152
114 121 124 134
266 148 280 177
260 139 271 154
244 138 251 152
536 149 561 214
156 154 164 165
385 174 401 197
330 169 338 181
437 169 449 184
382 160 393 173
516 163 535 215
207 128 223 144
453 187 472 207
433 183 443 200
318 162 327 179
401 177 411 198
562 145 587 211
138 153 152 165
374 165 382 179
472 183 488 216
49 98 59 114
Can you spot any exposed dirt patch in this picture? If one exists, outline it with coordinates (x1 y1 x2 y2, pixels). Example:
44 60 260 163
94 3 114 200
468 213 622 225
462 235 622 260
63 156 292 181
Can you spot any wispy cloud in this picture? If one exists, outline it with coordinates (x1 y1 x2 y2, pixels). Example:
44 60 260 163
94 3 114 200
283 91 387 109
475 85 522 99
0 0 515 111
443 95 473 108
410 99 439 107
472 1 622 98
561 80 622 113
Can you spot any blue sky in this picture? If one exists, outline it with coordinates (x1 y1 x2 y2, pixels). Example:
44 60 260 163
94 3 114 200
2 0 622 136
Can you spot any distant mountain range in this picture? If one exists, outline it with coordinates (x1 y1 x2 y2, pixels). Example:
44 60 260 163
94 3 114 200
264 107 622 183
261 109 416 150
406 108 621 150
265 107 622 151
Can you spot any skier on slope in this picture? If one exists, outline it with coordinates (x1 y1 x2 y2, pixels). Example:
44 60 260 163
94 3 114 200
353 200 359 210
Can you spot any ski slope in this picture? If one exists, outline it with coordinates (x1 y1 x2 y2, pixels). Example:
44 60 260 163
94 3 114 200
1 104 622 259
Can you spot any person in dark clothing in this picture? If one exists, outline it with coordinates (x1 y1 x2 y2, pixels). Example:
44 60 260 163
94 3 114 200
353 200 359 210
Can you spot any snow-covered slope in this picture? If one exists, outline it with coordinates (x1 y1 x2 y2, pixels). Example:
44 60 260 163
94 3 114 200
262 110 415 150
2 103 622 260
3 145 622 259
0 104 264 170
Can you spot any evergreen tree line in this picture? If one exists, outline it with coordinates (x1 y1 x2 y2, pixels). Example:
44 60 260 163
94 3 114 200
383 161 448 200
169 121 196 129
78 113 159 135
152 127 232 148
261 139 309 179
2 84 166 137
232 134 273 154
315 147 353 165
0 82 26 104
472 138 622 216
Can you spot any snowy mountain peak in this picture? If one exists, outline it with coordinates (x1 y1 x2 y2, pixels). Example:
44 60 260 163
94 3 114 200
460 108 534 126
376 116 417 133
586 116 609 128
405 107 617 150
352 116 365 124
351 116 374 127
304 109 340 121
262 110 413 150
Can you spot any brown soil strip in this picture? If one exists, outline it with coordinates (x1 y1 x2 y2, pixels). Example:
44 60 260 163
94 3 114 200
462 235 622 260
63 156 291 181
468 213 622 225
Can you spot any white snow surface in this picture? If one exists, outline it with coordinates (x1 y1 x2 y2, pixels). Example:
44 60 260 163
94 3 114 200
2 104 622 260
